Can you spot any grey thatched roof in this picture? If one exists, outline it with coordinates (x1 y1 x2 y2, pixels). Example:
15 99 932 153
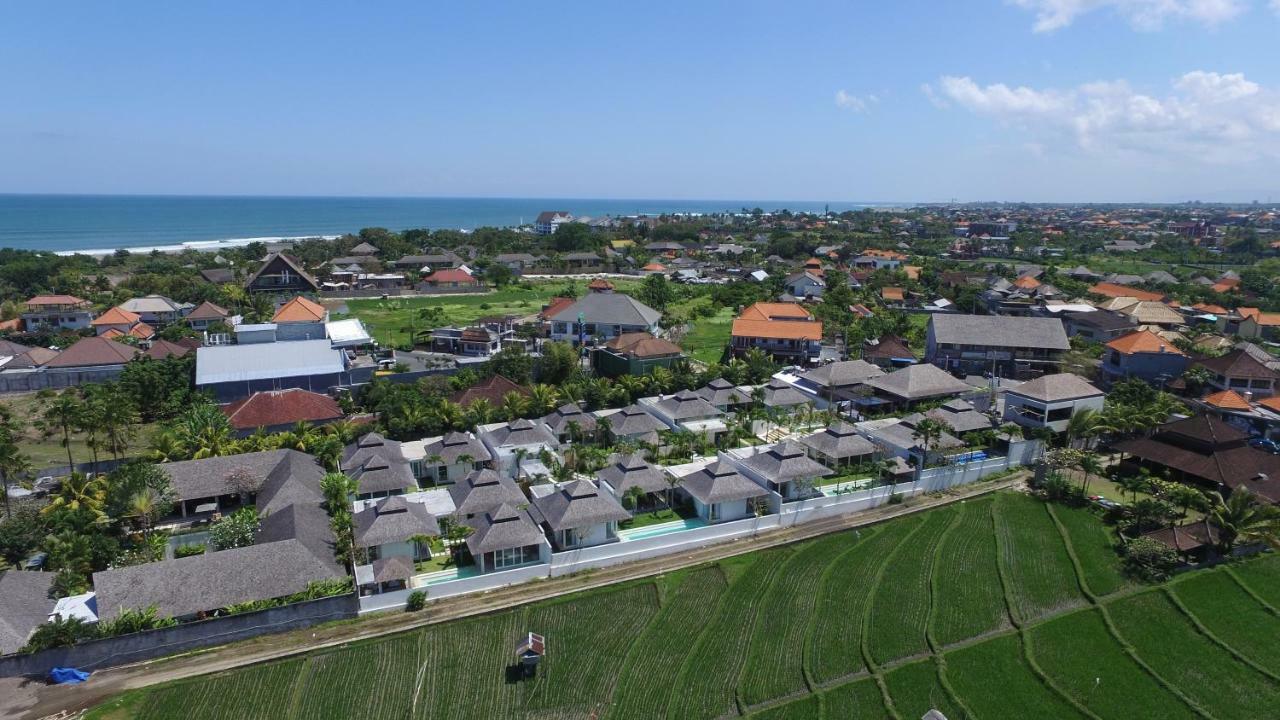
422 432 492 465
371 556 414 584
161 448 304 502
929 314 1069 351
448 469 528 517
799 421 877 460
924 399 993 434
762 379 811 408
867 364 971 401
655 390 722 420
0 570 56 654
606 405 667 438
800 360 884 389
696 378 751 407
531 479 630 531
596 453 669 495
1006 373 1103 403
874 420 963 452
355 496 441 548
487 418 558 448
343 450 415 496
540 404 598 437
680 461 770 504
93 539 344 622
466 504 546 555
740 441 833 483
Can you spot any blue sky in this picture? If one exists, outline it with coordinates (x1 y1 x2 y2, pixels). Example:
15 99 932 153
2 1 1278 202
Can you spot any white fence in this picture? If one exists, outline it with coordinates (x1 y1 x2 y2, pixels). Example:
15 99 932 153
358 443 1041 612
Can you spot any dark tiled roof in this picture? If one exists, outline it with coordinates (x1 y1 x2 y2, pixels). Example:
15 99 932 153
421 432 492 465
44 336 140 368
540 404 598 437
449 375 532 407
486 418 558 448
655 390 722 420
740 441 833 483
221 388 343 430
799 421 877 459
1195 349 1280 381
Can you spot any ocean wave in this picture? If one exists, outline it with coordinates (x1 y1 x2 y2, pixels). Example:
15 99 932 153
52 235 343 257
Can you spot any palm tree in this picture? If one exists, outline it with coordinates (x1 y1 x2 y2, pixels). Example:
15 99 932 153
1065 408 1098 450
98 390 139 460
42 472 108 524
911 418 946 468
464 399 494 428
501 391 530 421
40 392 82 469
320 472 356 513
172 402 234 459
528 384 559 416
1207 488 1280 553
76 391 105 477
1076 452 1104 496
0 406 29 519
1115 474 1150 504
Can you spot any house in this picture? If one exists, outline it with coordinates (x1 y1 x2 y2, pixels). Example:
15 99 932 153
881 287 905 303
858 416 964 462
93 450 343 620
199 268 237 285
534 211 573 236
602 404 667 445
1114 415 1280 502
1104 299 1185 330
1220 307 1280 341
404 431 492 485
195 339 352 402
1101 330 1190 387
1061 311 1138 342
530 479 630 550
864 363 972 411
343 432 415 500
797 360 884 403
245 253 320 293
596 453 670 508
185 301 232 331
422 268 481 289
733 441 833 501
641 390 727 442
730 302 822 364
220 388 345 435
270 296 328 341
354 495 440 563
431 326 501 357
926 314 1070 379
1088 283 1163 302
547 293 662 344
861 335 916 369
465 503 549 572
560 251 606 272
494 253 542 274
1193 349 1280 399
449 374 532 409
919 398 993 435
783 271 826 299
119 294 187 326
0 570 57 654
592 332 685 377
478 419 561 479
677 460 772 523
21 295 92 331
42 335 141 379
448 468 527 520
695 378 753 412
91 306 155 340
1003 373 1105 433
798 421 878 470
761 378 814 410
1142 520 1223 563
540 403 598 444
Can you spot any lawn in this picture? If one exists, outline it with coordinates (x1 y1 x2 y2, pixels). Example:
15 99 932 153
0 391 159 472
94 493 1280 720
331 285 560 348
618 505 692 530
679 306 734 365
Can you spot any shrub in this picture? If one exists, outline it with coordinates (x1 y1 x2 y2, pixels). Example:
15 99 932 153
888 493 904 505
1121 536 1180 583
209 508 260 551
175 543 206 558
406 590 427 612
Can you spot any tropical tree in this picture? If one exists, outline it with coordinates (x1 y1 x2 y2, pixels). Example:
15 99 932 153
1076 452 1104 496
42 473 108 524
0 407 30 518
1064 408 1098 449
320 472 356 514
911 418 946 468
98 388 140 460
1116 473 1151 504
1207 488 1280 553
40 391 82 468
528 384 560 416
168 401 235 459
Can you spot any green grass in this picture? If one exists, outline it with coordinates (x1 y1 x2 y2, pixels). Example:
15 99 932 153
1029 609 1199 720
97 494 1280 720
947 633 1088 719
930 497 1008 646
1049 503 1129 597
618 506 691 530
0 391 159 471
807 518 921 684
1231 554 1280 608
607 567 728 720
882 658 963 720
1109 590 1280 719
866 507 955 665
1173 569 1280 671
679 306 734 365
995 493 1087 622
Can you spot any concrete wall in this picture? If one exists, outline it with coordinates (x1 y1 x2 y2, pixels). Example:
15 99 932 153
0 365 128 394
0 593 357 678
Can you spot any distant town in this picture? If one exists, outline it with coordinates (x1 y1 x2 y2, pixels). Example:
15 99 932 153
1 202 1278 717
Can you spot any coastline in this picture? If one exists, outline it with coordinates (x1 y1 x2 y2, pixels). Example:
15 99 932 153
51 235 341 258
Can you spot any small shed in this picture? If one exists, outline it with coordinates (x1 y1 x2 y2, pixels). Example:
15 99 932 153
515 631 546 678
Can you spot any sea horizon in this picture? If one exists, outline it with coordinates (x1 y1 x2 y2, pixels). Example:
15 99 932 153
0 193 904 256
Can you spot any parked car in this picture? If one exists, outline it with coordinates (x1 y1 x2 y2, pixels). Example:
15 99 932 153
1248 437 1280 454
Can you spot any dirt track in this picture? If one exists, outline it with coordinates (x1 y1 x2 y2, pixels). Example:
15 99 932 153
4 475 1024 720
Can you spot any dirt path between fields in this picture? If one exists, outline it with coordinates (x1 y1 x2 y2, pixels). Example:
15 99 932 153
5 474 1026 720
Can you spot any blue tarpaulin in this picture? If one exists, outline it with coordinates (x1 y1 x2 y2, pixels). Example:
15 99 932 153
49 667 90 684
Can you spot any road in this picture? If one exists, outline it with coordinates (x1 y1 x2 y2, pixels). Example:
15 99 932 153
4 474 1026 720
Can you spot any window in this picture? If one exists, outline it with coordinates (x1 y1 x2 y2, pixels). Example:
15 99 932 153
494 545 533 569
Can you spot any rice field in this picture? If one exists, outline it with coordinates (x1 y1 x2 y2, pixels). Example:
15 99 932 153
93 492 1280 720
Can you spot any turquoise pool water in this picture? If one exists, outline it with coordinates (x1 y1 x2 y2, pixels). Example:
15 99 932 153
617 517 707 542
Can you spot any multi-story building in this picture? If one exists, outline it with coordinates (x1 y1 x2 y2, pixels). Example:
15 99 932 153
730 302 822 365
925 314 1070 379
21 295 93 331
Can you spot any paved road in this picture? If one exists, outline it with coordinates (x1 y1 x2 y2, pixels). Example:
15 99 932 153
4 474 1026 720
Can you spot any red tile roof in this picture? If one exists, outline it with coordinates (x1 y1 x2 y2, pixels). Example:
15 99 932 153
541 297 575 320
424 269 478 284
1105 329 1186 356
44 336 140 368
92 306 141 326
1201 389 1252 411
1088 283 1164 302
26 295 88 306
185 300 230 321
272 296 326 323
449 374 531 407
145 339 192 360
221 388 344 430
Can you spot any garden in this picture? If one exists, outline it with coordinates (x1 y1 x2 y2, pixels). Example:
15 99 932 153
89 489 1280 720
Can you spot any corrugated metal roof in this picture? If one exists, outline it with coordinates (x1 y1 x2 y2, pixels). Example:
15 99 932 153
196 340 344 385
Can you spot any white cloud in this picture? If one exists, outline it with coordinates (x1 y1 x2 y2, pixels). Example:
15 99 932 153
929 71 1280 162
1010 0 1248 32
835 90 878 113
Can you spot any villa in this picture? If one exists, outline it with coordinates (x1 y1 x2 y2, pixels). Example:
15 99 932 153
530 479 630 550
733 441 833 501
799 421 879 470
602 405 667 445
354 495 440 563
478 419 561 480
404 431 492 485
539 403 598 444
596 453 671 509
448 468 527 520
641 390 727 443
677 460 772 524
465 504 549 573
695 377 753 412
342 432 415 500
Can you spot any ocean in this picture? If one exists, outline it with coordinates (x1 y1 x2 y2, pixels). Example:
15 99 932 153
0 195 895 255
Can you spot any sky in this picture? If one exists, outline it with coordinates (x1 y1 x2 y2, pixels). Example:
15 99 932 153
2 0 1279 203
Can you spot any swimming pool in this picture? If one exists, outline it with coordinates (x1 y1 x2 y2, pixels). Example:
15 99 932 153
617 517 707 542
952 450 989 464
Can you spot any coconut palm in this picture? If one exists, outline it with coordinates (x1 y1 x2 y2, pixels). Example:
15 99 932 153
501 391 530 421
1206 488 1280 553
98 391 139 460
911 418 946 468
1064 408 1098 450
40 392 82 469
528 384 560 416
1077 452 1104 496
464 399 495 428
42 472 108 523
